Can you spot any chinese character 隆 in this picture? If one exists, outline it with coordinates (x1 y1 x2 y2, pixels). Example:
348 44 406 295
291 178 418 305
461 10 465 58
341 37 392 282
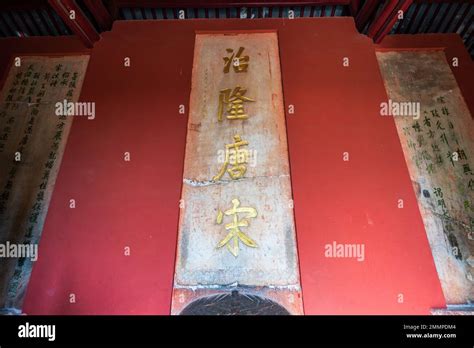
218 86 255 122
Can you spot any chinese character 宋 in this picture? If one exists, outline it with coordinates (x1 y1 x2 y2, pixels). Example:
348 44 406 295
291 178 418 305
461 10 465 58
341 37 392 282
216 198 258 257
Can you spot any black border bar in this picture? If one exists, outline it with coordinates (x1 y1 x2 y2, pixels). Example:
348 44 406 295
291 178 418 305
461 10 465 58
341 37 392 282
0 315 473 345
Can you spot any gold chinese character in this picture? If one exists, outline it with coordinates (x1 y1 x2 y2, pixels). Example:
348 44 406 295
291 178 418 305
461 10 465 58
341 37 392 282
223 47 249 73
213 135 249 181
216 198 258 257
218 86 254 122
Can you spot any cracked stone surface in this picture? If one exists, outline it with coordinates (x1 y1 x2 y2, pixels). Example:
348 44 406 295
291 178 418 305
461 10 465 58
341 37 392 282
182 32 290 182
173 33 301 290
176 175 299 286
377 51 474 303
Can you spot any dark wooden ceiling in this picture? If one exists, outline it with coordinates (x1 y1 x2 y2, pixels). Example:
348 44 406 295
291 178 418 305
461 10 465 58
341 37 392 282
0 1 472 56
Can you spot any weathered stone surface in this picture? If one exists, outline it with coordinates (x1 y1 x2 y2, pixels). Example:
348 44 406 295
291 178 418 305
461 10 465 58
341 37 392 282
0 56 89 309
377 51 474 303
172 32 302 314
175 176 298 286
431 307 474 315
183 32 290 182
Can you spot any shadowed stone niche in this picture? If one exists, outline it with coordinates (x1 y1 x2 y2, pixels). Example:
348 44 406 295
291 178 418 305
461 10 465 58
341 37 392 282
180 291 290 315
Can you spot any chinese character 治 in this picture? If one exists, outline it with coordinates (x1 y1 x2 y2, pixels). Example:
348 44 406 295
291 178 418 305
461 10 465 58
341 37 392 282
223 47 249 73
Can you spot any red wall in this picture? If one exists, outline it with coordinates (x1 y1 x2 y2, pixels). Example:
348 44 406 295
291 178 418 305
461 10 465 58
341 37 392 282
2 18 471 314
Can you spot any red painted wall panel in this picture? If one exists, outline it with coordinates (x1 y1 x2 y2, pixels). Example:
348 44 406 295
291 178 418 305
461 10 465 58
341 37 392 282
1 18 469 314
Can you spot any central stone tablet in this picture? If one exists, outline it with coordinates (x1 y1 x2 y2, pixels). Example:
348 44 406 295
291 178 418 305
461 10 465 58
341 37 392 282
171 32 303 314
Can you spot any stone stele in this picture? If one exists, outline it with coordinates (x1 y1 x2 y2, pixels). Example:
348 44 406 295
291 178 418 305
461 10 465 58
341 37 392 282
173 32 302 313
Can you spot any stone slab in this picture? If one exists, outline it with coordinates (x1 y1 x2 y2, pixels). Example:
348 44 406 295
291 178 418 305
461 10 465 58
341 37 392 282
377 51 474 303
0 55 89 309
175 175 299 286
183 32 290 182
172 32 302 314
